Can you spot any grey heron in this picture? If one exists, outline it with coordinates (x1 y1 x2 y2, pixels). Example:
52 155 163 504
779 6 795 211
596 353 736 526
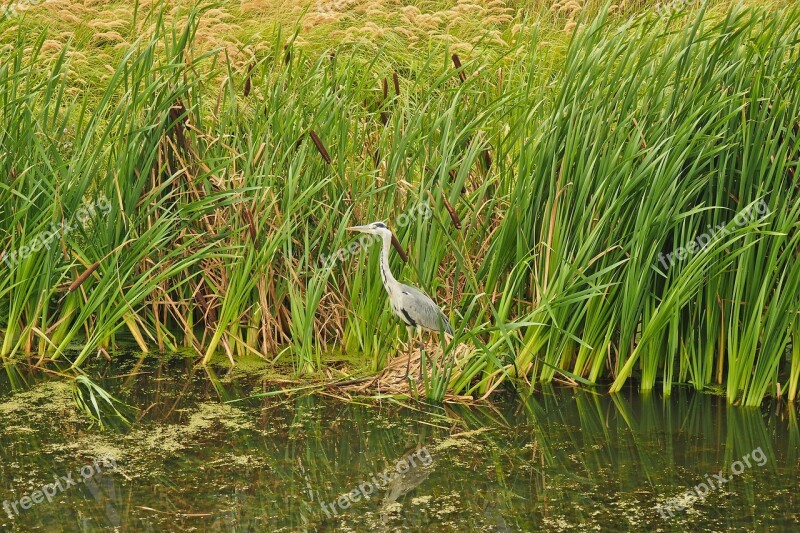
347 222 453 379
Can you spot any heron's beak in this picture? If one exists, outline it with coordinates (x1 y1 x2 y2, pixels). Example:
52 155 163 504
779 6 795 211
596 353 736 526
347 225 369 233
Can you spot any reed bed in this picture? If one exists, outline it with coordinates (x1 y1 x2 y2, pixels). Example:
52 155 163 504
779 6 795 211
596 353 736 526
1 1 798 406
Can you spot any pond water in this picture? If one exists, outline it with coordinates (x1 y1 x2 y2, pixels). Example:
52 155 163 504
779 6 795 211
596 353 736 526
0 354 798 532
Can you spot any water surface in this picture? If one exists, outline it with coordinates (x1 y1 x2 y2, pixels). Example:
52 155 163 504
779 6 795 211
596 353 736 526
1 355 798 531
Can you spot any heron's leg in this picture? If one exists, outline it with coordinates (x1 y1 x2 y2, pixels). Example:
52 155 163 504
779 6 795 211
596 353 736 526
404 326 419 381
417 329 425 381
402 326 415 380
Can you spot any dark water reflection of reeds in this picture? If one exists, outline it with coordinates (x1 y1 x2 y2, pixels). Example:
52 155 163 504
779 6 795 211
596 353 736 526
0 356 798 531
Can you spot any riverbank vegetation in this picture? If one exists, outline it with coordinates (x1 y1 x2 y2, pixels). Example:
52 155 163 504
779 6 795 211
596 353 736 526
1 0 799 408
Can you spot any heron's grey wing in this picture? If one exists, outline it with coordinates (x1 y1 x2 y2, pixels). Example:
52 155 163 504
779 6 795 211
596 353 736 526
396 284 452 334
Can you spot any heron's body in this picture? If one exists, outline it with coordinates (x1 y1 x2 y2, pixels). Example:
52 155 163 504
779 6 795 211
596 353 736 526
350 222 452 336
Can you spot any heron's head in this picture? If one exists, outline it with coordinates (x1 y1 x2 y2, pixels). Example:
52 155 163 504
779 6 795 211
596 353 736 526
347 221 391 237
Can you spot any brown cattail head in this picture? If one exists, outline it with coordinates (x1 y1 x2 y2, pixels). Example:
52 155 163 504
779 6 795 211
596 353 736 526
308 130 331 164
392 72 400 95
68 261 101 293
441 192 462 230
452 54 467 84
169 99 188 151
447 168 467 194
169 99 187 124
382 78 388 101
195 285 218 324
482 149 492 170
241 206 259 247
243 61 256 97
391 234 408 262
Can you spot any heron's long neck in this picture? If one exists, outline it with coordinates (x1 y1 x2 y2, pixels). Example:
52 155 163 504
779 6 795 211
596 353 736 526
379 232 398 295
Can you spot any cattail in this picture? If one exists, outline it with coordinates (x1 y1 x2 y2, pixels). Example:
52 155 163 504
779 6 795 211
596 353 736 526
241 206 258 247
441 192 462 230
392 72 400 95
425 166 466 193
380 111 388 125
447 168 467 193
170 99 187 123
382 78 388 101
452 53 467 84
196 286 218 324
243 61 256 97
169 99 188 152
391 234 408 262
308 130 331 164
482 149 492 170
68 261 101 293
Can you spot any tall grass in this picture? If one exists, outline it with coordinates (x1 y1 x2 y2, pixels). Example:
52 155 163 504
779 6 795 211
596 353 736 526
1 2 798 405
465 3 800 407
